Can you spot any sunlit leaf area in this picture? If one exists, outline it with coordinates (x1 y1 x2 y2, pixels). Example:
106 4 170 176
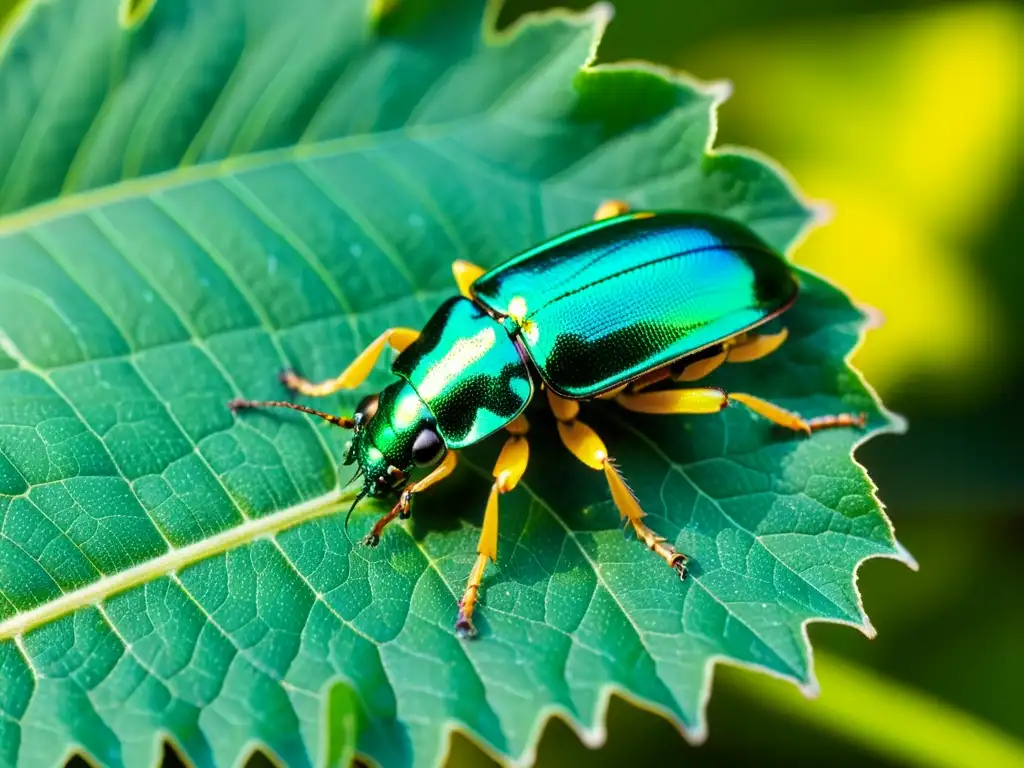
0 0 1021 766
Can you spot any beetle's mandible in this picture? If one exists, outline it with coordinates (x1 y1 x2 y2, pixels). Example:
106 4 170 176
229 202 866 638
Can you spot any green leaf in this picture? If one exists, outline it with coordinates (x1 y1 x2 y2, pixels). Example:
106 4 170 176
0 1 909 766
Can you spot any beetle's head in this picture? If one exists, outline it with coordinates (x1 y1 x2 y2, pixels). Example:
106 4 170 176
345 380 446 498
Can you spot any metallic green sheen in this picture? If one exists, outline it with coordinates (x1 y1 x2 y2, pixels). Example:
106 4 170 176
470 212 799 398
359 379 435 488
392 297 533 449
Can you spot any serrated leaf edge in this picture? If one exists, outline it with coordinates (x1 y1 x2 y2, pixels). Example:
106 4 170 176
0 0 912 765
425 4 916 766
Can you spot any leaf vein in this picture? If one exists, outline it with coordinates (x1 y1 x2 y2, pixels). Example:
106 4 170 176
611 410 859 625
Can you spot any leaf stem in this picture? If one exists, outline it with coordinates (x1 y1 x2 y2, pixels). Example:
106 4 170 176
725 650 1024 768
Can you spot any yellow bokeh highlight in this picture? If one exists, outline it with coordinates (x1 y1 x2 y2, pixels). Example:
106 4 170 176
876 7 1022 234
798 188 995 385
690 4 1023 395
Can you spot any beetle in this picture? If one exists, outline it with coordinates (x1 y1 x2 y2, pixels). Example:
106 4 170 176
229 201 864 638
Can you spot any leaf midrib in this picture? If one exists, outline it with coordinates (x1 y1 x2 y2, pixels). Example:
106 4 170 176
0 486 352 640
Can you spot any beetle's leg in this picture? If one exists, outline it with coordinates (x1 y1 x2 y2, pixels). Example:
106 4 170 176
281 327 419 397
675 349 729 382
547 391 688 578
456 414 530 638
616 388 866 434
632 329 790 392
629 350 730 393
363 451 459 547
452 260 486 299
623 367 674 393
593 200 631 221
725 328 789 363
595 383 628 400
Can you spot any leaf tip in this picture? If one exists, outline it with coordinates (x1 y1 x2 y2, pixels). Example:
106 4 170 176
894 539 920 572
808 199 835 226
887 411 910 436
473 697 611 768
705 78 734 105
587 0 616 28
686 721 710 746
581 1 615 67
856 301 887 333
799 676 822 700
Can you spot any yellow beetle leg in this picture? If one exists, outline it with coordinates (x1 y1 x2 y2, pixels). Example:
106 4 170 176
617 388 866 435
593 200 631 221
452 260 486 299
364 451 459 546
631 347 728 392
732 394 864 434
805 412 868 431
546 391 688 577
545 388 579 421
623 367 672 393
456 415 530 639
635 329 782 391
726 327 789 363
675 348 728 382
617 387 729 415
595 383 628 400
726 393 812 434
412 449 461 494
281 327 419 397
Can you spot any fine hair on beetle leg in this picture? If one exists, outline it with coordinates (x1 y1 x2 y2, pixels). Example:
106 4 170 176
456 420 530 639
546 390 690 578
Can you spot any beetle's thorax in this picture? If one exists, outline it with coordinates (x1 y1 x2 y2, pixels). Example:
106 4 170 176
391 297 534 449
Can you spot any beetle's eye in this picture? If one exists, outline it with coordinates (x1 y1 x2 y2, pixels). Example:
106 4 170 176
411 427 444 467
354 394 379 426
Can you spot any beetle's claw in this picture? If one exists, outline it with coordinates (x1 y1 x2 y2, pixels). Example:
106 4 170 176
228 398 251 414
671 554 689 581
362 533 381 548
396 490 414 519
455 617 478 640
455 598 480 640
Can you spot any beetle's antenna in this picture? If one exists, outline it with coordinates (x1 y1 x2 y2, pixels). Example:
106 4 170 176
228 398 355 429
343 487 368 544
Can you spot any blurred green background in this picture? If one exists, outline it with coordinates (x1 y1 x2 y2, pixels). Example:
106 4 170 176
4 0 1018 765
446 0 1021 766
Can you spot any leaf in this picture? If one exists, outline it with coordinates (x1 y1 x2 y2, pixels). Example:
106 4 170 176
0 1 909 767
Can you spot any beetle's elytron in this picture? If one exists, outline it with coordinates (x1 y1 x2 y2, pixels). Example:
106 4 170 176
229 202 864 638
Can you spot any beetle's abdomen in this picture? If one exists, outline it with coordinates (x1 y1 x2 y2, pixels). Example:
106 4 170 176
471 213 798 398
392 297 533 449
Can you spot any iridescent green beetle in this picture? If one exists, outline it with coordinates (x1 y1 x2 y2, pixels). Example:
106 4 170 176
229 202 864 638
